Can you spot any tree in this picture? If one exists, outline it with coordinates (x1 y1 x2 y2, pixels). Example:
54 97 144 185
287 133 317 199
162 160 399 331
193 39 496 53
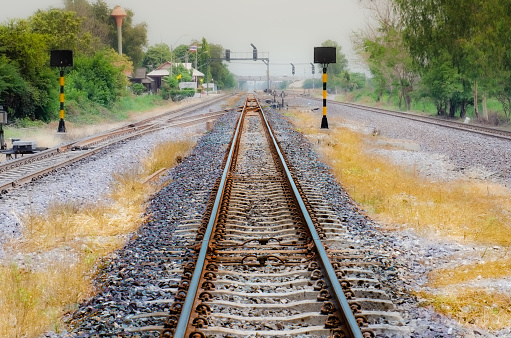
319 40 348 90
30 9 83 51
0 54 32 120
208 43 235 89
117 9 147 66
173 44 191 64
394 0 500 118
67 1 148 66
66 48 130 106
63 0 111 54
197 38 211 83
142 43 172 71
0 19 57 121
353 0 417 109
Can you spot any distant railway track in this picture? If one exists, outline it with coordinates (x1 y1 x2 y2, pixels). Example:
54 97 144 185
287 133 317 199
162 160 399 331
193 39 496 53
301 97 511 140
144 95 408 337
0 94 235 195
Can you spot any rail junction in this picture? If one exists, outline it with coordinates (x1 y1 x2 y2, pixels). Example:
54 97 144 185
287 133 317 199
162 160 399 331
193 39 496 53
0 95 232 196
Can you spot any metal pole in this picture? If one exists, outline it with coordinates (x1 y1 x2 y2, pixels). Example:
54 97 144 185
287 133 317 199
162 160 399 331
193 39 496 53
266 59 270 92
0 124 4 150
321 65 328 129
58 69 66 133
311 62 315 92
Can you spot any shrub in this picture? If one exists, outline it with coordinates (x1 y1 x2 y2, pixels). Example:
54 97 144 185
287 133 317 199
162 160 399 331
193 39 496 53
131 83 146 96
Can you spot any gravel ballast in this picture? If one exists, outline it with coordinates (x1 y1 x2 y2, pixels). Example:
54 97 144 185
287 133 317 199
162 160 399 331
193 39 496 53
1 95 508 337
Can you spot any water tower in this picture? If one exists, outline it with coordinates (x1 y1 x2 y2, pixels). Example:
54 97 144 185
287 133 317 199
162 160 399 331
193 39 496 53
111 6 127 55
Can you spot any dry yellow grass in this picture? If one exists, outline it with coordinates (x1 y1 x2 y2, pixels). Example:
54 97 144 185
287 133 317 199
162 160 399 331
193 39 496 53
289 110 511 330
0 137 196 337
290 111 511 246
417 289 511 330
429 258 511 288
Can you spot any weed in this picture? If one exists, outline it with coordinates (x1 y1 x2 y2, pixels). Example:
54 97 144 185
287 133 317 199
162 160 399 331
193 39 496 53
0 137 196 336
290 109 511 330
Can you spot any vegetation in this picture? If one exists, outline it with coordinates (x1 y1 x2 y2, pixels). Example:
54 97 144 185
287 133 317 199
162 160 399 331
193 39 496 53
352 0 511 123
289 109 511 330
0 138 196 337
0 0 235 125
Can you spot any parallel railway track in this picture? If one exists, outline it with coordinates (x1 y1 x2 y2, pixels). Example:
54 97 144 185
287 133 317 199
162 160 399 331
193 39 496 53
148 96 409 337
304 97 511 140
0 94 234 195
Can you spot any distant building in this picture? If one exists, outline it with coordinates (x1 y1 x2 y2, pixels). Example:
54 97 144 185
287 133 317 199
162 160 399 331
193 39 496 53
130 68 155 92
147 62 204 91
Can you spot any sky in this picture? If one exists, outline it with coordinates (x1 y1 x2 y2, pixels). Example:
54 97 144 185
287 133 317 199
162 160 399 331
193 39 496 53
0 0 372 77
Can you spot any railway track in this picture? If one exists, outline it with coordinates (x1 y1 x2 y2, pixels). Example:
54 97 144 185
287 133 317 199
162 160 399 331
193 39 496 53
141 96 409 337
303 97 511 140
0 94 234 195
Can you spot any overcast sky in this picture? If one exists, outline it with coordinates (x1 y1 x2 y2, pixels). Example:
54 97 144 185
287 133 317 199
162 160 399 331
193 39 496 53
0 0 371 77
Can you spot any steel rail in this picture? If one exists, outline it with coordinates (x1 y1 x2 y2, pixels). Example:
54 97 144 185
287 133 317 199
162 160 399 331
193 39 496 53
173 99 247 338
0 109 230 194
258 99 364 337
320 99 511 141
0 94 234 171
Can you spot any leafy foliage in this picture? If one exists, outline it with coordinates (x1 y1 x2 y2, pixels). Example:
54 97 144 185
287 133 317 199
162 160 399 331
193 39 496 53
353 0 511 121
66 49 130 107
142 43 172 71
30 9 83 51
131 83 146 95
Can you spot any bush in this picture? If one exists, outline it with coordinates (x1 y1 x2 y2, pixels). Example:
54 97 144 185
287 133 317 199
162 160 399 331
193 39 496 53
168 89 195 102
131 83 146 95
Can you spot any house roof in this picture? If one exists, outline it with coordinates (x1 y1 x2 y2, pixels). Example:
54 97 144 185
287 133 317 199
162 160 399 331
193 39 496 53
133 68 147 79
147 69 170 77
156 62 194 70
147 67 204 78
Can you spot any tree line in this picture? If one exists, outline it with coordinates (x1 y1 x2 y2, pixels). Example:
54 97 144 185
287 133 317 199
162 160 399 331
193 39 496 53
0 0 235 123
354 0 511 123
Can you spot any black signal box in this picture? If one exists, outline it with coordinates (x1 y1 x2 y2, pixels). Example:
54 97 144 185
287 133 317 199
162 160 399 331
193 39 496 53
50 50 73 67
314 47 336 64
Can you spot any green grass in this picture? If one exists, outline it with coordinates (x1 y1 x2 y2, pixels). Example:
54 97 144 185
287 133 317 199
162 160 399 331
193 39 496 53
64 94 166 125
336 86 509 124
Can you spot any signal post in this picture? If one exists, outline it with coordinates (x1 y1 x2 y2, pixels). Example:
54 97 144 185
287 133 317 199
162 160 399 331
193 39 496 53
313 47 336 129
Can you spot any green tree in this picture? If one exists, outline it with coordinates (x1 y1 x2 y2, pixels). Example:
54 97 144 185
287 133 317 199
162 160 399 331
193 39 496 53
30 9 83 51
197 38 211 83
66 48 129 106
0 19 57 121
208 43 235 89
63 0 111 54
394 0 500 118
0 54 32 120
142 43 172 71
117 9 147 66
173 44 190 64
319 40 348 91
354 0 417 109
69 1 147 66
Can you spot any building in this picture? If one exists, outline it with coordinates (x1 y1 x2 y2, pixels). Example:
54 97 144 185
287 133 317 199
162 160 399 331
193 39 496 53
147 62 204 91
130 68 155 92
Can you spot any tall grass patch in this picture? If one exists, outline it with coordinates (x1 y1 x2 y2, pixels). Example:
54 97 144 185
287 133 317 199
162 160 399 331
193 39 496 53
291 111 511 246
417 289 511 330
290 110 511 330
0 137 196 337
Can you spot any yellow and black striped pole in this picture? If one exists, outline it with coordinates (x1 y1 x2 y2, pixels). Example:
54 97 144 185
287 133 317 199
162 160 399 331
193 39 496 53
321 65 328 129
58 69 66 133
